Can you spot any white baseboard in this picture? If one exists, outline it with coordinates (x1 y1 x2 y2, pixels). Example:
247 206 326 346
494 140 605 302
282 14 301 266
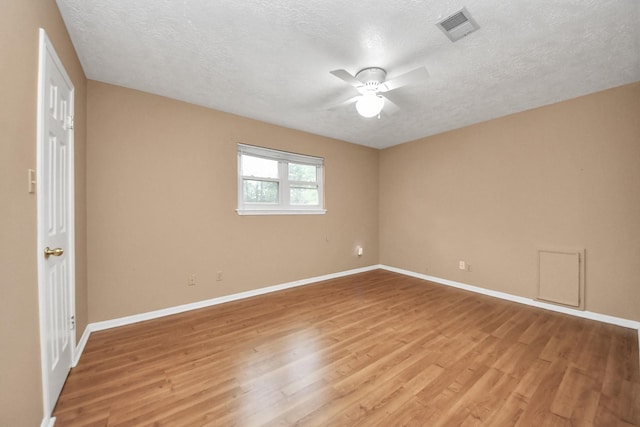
89 265 379 333
379 264 640 331
40 416 55 427
71 263 639 368
73 326 91 367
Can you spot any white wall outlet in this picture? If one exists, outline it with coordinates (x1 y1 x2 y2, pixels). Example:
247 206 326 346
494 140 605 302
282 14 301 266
357 246 363 256
188 274 196 286
459 261 466 270
216 271 223 281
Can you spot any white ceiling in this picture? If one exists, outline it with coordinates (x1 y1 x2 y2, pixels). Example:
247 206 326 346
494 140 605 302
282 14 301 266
56 0 640 149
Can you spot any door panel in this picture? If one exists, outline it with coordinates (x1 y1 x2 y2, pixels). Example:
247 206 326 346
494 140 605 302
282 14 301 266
38 28 75 417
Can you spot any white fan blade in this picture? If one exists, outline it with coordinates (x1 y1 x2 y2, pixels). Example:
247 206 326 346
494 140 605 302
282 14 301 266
380 66 429 92
327 95 360 110
330 69 363 88
382 95 400 115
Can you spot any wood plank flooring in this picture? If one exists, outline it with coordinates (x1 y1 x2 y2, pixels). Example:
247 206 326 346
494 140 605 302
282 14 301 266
54 270 640 426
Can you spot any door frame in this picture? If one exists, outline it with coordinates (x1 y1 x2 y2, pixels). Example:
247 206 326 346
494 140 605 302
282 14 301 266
36 28 77 419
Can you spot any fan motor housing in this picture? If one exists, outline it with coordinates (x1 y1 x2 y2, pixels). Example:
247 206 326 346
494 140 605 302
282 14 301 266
355 67 387 87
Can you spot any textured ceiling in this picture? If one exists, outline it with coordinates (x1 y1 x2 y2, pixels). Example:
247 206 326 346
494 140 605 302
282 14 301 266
56 0 640 149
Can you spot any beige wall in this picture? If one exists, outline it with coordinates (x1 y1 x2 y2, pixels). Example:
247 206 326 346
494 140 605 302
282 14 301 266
0 0 87 425
380 82 640 321
87 81 379 322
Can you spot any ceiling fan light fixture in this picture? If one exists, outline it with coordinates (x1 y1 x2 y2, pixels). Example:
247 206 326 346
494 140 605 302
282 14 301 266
356 92 384 118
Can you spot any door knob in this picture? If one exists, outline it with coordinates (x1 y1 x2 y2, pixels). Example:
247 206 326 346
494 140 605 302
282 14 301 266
44 247 64 258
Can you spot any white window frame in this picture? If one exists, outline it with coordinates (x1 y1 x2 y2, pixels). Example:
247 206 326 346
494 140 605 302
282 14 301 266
237 144 326 215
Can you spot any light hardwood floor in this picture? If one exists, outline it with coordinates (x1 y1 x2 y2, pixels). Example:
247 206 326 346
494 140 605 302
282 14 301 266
54 270 640 426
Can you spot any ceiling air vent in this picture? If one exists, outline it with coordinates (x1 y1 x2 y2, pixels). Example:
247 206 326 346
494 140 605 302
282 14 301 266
437 7 480 42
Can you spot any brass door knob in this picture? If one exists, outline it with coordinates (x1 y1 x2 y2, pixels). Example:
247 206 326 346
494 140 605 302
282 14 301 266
44 247 64 258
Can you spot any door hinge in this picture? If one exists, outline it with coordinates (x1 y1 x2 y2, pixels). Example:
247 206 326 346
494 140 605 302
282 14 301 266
67 115 74 130
70 315 76 330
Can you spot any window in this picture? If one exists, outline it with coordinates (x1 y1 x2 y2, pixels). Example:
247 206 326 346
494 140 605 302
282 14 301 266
237 144 325 215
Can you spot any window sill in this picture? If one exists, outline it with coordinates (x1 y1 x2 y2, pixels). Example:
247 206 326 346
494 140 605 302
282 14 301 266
236 208 327 216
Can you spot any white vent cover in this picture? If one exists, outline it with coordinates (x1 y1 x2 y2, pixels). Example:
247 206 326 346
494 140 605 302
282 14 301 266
437 7 480 42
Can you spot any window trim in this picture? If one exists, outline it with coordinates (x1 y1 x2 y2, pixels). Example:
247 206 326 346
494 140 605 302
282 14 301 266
236 144 326 216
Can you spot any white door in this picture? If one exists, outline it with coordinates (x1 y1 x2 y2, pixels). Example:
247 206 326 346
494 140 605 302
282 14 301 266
37 28 76 417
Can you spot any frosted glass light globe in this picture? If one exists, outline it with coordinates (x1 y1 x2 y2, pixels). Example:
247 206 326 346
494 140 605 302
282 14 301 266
355 92 384 118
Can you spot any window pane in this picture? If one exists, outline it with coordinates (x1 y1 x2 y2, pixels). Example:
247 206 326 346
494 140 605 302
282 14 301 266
243 180 278 203
288 163 317 182
290 186 319 205
242 155 278 179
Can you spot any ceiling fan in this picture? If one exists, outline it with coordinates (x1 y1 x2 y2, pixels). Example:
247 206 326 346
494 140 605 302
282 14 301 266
330 66 429 118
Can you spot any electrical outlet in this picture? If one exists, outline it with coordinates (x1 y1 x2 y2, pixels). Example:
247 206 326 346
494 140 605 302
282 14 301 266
188 273 196 286
459 261 466 270
216 271 223 281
